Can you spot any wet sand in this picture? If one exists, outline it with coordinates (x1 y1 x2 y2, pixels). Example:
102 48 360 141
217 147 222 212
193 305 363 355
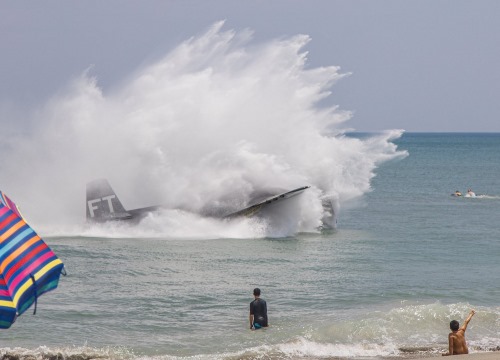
414 353 499 360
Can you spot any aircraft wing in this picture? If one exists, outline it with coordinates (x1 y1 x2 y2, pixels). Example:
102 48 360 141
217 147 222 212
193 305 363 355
224 186 310 219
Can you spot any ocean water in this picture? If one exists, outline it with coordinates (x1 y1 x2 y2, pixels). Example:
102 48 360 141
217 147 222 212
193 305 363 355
1 23 500 359
1 133 500 360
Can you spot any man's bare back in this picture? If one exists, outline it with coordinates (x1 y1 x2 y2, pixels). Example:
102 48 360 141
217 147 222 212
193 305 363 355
443 310 475 356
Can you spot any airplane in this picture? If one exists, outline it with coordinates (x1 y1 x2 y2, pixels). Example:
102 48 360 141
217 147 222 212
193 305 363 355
86 178 310 223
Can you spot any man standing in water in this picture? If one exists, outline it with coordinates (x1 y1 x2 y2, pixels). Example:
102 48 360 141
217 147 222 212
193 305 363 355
249 288 268 330
443 309 476 356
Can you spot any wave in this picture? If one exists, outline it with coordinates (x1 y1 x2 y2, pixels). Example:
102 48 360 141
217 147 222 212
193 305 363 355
468 195 500 199
3 303 500 360
1 341 498 360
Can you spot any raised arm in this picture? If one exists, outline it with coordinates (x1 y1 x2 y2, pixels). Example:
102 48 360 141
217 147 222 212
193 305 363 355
460 309 475 331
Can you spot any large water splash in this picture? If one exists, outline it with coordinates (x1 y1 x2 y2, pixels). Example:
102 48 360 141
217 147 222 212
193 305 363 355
0 22 406 237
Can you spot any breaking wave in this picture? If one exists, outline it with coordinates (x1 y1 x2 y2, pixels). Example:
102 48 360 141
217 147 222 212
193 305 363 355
2 302 500 359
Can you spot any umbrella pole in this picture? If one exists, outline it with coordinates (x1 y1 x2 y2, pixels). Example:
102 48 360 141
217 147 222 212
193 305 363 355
29 274 37 315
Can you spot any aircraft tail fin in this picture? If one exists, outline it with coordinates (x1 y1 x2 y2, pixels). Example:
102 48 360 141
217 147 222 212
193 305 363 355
86 179 132 222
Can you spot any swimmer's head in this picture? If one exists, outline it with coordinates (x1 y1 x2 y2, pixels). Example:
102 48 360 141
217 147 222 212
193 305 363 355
450 320 460 331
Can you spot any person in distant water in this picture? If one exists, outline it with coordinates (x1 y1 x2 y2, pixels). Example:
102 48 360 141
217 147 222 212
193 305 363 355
249 288 268 330
442 309 475 356
452 190 462 197
466 189 476 197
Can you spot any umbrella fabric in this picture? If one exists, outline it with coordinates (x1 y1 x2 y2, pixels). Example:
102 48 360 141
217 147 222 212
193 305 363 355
0 191 64 329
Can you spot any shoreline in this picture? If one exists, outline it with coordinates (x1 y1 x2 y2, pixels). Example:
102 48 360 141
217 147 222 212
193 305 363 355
413 353 499 360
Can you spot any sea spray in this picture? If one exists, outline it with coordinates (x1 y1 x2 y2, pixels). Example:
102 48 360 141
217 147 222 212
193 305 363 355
0 22 406 237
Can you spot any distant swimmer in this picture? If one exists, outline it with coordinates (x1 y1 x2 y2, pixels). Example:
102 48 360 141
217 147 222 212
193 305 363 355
249 288 268 330
442 309 475 356
465 189 476 197
451 190 462 197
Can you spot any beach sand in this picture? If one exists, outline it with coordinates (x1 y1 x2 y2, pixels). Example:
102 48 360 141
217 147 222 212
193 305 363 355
414 353 499 360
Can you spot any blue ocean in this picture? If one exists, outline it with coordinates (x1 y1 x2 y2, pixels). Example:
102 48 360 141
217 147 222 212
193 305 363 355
1 133 499 360
1 24 500 360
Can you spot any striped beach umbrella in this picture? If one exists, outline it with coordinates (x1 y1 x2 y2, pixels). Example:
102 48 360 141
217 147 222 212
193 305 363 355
0 191 65 329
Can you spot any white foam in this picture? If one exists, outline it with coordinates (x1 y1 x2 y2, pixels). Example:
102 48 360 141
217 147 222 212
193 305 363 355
0 22 406 238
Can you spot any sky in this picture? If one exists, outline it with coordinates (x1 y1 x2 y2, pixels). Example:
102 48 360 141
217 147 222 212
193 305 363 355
1 0 499 133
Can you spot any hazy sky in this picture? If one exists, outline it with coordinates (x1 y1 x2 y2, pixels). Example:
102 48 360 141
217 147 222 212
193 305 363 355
1 0 499 132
